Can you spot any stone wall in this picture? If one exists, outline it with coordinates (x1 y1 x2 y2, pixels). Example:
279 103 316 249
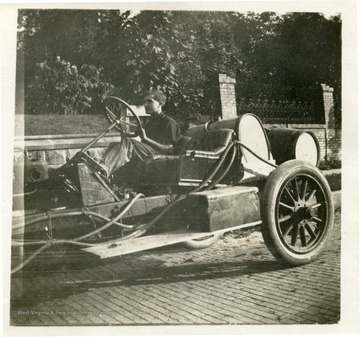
266 83 341 162
15 75 341 166
18 124 340 167
219 73 341 163
14 133 121 168
263 124 342 162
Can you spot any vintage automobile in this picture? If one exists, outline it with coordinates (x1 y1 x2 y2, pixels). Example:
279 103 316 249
11 96 333 274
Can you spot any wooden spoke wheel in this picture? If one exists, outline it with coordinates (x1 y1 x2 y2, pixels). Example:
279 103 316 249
261 160 334 266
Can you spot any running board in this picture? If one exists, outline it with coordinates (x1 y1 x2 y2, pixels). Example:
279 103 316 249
82 221 261 259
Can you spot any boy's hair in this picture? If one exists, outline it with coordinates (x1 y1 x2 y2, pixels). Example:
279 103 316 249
143 89 167 106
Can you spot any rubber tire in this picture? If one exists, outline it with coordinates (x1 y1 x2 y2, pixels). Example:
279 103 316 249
183 233 222 250
260 160 334 266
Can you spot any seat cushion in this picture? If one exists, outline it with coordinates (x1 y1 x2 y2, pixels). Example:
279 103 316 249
140 155 180 185
174 136 196 155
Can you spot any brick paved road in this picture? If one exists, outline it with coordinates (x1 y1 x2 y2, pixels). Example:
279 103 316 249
10 210 340 326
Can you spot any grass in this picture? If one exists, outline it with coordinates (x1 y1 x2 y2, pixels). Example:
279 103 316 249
15 114 117 136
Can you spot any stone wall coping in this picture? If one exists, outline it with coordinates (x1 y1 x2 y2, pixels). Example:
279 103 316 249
264 123 328 129
14 133 121 151
322 168 341 176
14 133 120 141
219 73 236 84
321 83 334 92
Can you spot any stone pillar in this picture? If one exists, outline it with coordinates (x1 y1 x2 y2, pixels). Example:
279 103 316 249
321 83 342 162
321 83 335 128
219 74 237 120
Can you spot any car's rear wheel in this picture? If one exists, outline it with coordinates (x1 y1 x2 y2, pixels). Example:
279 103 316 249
260 160 334 266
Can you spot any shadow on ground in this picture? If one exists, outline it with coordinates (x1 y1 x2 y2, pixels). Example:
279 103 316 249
11 250 289 310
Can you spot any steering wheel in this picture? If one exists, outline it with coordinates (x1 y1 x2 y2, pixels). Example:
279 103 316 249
104 96 143 137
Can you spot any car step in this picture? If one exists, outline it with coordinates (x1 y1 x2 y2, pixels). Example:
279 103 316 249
82 221 261 259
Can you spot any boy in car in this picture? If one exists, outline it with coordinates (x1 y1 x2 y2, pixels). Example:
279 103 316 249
101 89 182 176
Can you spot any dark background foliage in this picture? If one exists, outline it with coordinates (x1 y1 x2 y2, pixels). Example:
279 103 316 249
17 9 341 123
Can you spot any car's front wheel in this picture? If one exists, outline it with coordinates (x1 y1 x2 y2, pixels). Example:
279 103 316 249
260 160 334 266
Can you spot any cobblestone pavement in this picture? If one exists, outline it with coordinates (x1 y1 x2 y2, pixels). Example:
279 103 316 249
10 210 341 326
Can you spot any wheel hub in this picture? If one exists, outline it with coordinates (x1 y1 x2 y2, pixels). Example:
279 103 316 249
304 206 316 219
291 204 314 223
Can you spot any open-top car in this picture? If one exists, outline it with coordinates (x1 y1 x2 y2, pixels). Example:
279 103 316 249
11 96 334 274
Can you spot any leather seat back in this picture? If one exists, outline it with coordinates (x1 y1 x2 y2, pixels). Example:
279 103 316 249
139 129 235 186
187 129 234 156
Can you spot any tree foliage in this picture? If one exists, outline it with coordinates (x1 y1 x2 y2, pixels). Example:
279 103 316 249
17 9 341 121
26 56 113 115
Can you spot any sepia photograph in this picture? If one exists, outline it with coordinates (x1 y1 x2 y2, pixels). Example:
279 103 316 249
1 1 358 335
